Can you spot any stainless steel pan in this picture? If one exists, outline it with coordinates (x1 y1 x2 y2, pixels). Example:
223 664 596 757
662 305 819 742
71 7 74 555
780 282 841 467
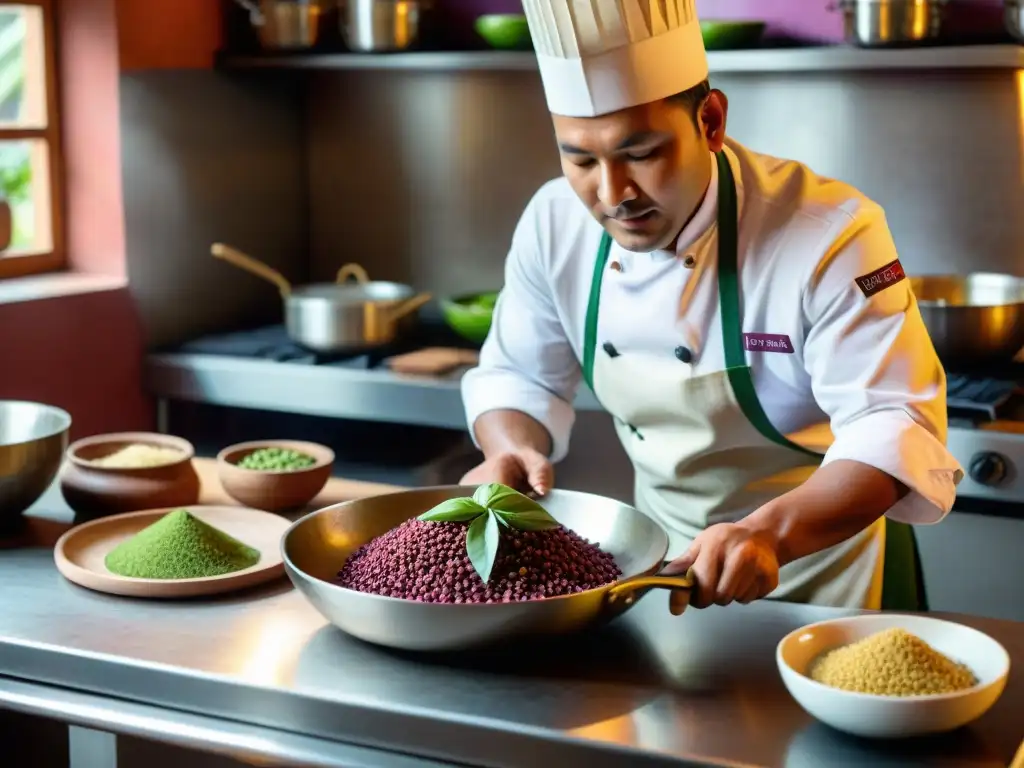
211 243 431 353
910 273 1024 367
283 486 694 652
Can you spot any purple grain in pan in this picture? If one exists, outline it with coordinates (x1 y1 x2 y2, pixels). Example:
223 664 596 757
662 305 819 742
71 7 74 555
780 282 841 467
335 519 622 603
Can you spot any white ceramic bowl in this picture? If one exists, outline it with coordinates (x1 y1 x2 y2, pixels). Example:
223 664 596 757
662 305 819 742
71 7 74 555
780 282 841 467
777 613 1010 739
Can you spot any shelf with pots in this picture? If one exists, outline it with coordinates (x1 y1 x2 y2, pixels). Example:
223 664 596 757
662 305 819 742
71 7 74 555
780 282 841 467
221 0 1024 76
215 43 1024 75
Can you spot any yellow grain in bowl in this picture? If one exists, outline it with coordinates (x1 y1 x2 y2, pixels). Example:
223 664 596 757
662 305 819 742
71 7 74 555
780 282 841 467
809 628 978 696
86 444 185 469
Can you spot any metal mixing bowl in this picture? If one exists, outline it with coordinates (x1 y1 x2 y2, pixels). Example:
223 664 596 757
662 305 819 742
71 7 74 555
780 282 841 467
910 273 1024 367
0 401 72 525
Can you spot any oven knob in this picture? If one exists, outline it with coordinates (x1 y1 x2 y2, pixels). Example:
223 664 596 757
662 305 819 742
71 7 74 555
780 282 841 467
968 452 1009 486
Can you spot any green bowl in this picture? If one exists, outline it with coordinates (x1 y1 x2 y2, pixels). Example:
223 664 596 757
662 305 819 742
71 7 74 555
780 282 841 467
474 14 533 51
700 20 767 50
441 291 499 344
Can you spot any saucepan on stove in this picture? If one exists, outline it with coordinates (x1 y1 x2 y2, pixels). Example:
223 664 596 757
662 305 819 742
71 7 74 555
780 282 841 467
282 486 694 652
910 273 1024 368
211 243 431 354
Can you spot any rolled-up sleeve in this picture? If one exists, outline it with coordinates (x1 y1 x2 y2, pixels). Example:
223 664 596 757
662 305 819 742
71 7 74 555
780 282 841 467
461 199 581 462
802 208 964 524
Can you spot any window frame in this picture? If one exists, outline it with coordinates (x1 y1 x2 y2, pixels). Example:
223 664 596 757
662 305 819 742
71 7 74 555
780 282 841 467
0 0 64 280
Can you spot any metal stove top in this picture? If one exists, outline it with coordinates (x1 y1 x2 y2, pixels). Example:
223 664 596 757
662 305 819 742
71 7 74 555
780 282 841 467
168 323 478 370
943 363 1024 505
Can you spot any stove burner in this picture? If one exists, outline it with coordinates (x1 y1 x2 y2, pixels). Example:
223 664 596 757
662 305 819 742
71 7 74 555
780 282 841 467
946 375 1019 421
168 322 479 369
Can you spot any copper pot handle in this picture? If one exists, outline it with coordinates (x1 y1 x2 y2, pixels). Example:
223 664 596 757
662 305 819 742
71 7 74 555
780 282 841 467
361 293 431 341
336 264 370 285
211 243 292 299
381 293 433 323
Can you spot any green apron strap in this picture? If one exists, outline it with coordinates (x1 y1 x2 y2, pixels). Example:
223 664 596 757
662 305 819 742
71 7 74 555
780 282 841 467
714 152 925 611
881 521 929 611
582 232 613 392
713 151 925 611
580 150 924 612
714 153 818 459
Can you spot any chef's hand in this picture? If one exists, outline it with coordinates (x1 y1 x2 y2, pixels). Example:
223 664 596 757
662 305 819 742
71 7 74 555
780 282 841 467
661 523 780 614
460 448 554 496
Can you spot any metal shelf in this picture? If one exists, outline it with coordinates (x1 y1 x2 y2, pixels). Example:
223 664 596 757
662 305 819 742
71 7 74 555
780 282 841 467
216 44 1024 75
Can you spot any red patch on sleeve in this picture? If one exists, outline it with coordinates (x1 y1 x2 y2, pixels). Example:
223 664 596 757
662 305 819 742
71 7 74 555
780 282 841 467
855 259 906 297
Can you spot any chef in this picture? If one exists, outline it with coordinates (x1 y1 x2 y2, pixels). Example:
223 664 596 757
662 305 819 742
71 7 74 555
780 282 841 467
460 0 963 612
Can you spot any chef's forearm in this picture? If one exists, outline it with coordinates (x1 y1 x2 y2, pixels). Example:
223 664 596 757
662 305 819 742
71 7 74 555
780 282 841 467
738 460 906 566
472 409 553 459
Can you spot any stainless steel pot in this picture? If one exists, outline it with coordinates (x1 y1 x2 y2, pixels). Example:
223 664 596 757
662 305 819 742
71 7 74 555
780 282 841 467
282 486 695 652
837 0 946 46
211 243 431 353
341 0 426 52
234 0 325 50
1006 0 1024 43
910 273 1024 367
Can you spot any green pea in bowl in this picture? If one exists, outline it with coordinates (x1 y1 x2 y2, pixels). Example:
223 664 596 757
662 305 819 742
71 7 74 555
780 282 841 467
217 440 334 514
474 14 532 50
441 291 499 345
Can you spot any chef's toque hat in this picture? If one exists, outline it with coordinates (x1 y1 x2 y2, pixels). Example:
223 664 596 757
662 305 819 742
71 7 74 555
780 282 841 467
522 0 709 118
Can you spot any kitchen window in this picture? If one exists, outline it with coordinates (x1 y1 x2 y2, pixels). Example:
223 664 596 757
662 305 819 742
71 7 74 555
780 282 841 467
0 1 62 280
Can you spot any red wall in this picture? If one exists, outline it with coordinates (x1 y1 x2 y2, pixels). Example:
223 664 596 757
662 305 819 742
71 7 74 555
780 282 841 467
0 0 212 439
0 289 151 440
116 0 221 71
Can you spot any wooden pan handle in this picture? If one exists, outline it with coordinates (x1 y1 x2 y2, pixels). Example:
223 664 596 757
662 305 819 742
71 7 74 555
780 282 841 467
211 243 292 299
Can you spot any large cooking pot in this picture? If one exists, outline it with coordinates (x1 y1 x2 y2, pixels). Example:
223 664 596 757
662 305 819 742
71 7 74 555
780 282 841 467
834 0 946 47
211 243 431 353
1006 0 1024 43
283 486 694 652
910 273 1024 368
233 0 325 50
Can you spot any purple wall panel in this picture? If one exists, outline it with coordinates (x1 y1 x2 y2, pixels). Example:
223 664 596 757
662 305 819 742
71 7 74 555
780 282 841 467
447 0 1005 44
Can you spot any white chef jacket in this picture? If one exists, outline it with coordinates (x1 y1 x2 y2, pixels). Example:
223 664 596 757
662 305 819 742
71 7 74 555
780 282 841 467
462 139 963 525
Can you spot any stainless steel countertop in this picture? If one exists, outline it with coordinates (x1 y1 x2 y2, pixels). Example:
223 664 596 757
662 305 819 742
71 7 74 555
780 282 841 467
145 353 602 430
1 543 1022 768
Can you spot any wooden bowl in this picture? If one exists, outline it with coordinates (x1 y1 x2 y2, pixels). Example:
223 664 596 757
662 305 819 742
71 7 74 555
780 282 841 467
60 432 201 521
216 440 334 513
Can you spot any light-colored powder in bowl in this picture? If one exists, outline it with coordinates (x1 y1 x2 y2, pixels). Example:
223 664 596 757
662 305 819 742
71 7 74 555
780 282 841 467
809 627 978 696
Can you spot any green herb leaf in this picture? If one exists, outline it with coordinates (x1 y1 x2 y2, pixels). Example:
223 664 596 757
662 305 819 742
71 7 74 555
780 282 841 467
466 510 501 583
418 497 485 523
495 508 561 531
472 483 561 531
472 483 547 514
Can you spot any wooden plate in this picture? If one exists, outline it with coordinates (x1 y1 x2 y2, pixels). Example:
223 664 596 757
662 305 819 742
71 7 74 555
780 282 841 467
54 505 291 598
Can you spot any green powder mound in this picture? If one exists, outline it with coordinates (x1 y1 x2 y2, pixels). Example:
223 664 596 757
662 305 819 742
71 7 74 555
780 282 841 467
104 509 261 580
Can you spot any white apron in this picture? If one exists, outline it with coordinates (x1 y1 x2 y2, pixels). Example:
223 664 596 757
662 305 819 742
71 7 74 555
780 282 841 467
581 152 925 611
